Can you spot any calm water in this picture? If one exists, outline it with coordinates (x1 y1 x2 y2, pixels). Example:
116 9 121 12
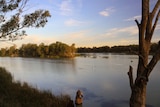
0 54 159 107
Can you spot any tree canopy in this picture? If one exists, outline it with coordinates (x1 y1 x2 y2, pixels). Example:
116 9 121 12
0 42 76 58
0 0 51 41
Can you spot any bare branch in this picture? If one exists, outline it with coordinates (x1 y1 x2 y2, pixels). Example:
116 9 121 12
135 19 140 28
150 10 160 40
150 0 160 20
146 41 160 77
141 0 149 31
128 66 134 90
20 0 28 9
145 13 152 41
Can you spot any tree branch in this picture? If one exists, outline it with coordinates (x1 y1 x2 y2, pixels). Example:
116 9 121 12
150 10 160 40
0 26 24 38
150 0 160 20
145 13 152 41
135 19 140 29
128 66 134 90
141 0 149 31
146 41 160 77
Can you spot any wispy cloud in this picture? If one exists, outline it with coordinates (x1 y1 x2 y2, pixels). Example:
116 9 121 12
57 30 91 46
99 7 115 17
60 0 73 15
63 30 88 40
88 26 139 46
65 19 86 26
15 30 90 47
104 26 138 38
59 0 83 16
124 15 141 21
117 26 138 35
15 35 57 46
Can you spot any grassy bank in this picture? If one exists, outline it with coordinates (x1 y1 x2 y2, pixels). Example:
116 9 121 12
0 67 71 107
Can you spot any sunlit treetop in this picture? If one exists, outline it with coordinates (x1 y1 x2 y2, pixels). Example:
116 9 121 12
0 0 51 42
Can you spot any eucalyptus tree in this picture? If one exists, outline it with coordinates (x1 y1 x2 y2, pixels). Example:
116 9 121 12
127 0 160 107
8 44 17 56
0 0 51 41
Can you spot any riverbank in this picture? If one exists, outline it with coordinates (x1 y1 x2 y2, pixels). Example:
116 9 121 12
0 67 71 107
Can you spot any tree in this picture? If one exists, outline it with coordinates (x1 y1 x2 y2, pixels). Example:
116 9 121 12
37 43 45 57
0 0 51 41
9 44 17 56
49 43 56 56
0 48 7 56
19 43 38 57
127 0 160 107
71 43 76 57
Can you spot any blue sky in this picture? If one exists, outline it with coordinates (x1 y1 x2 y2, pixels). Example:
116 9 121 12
2 0 160 48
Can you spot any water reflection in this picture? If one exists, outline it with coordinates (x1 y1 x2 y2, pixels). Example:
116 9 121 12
0 54 159 107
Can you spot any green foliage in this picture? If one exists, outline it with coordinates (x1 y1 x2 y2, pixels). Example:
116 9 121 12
0 48 8 56
0 42 76 58
48 42 75 58
23 10 51 28
77 46 110 53
0 0 51 41
19 43 38 57
0 67 71 107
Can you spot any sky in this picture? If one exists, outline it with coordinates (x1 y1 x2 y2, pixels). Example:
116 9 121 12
1 0 160 48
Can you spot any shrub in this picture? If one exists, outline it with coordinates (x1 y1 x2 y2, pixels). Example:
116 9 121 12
0 67 71 107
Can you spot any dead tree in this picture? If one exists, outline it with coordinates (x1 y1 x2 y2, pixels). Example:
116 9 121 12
127 0 160 107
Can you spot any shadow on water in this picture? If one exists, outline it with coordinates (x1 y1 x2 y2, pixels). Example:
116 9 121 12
100 100 129 107
77 87 127 107
100 100 154 107
83 89 100 100
76 87 154 107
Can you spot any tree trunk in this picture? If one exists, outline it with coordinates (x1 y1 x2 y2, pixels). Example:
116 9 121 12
128 0 160 106
130 84 146 107
128 66 147 107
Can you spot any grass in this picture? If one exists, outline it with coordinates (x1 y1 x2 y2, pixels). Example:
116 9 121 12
0 67 71 107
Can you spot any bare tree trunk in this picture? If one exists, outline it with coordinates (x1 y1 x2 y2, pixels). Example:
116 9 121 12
130 84 146 107
128 66 147 107
128 0 160 107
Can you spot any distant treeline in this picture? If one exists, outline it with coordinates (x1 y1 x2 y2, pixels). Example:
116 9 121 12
77 43 159 54
0 42 159 58
0 42 76 58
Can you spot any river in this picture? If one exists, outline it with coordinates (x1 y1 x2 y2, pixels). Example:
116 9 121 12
0 53 159 107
